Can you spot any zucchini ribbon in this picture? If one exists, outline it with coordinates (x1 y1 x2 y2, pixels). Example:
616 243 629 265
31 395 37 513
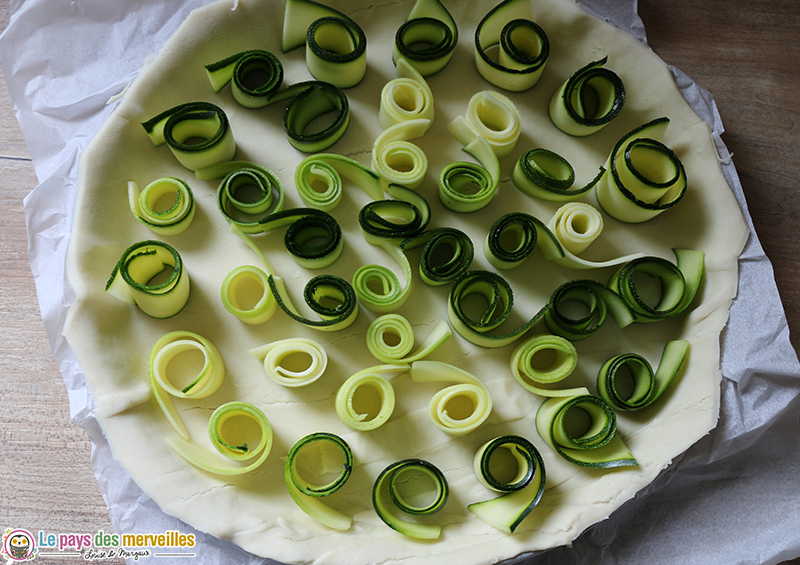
512 148 604 202
128 177 196 236
474 0 550 92
535 393 637 468
366 314 451 363
285 432 354 530
294 153 383 211
549 57 625 136
148 333 273 475
220 265 276 325
483 212 564 270
282 0 367 88
392 0 458 76
204 52 351 152
149 330 226 440
205 49 284 108
595 117 687 223
597 339 689 411
439 136 500 213
249 337 328 387
544 279 635 341
353 184 431 312
277 81 351 153
335 364 408 431
211 161 285 234
281 0 367 88
546 202 645 269
449 90 521 158
372 118 431 190
169 401 274 475
468 435 546 533
607 249 704 322
105 240 190 319
142 102 236 171
372 458 449 539
411 360 493 436
510 334 583 397
268 272 358 332
448 270 547 348
379 58 435 129
407 226 475 286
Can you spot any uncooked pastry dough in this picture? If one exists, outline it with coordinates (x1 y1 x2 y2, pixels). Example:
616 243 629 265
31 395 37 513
63 0 749 563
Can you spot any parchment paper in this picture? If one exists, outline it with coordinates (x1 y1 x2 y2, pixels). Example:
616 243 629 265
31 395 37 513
2 1 799 564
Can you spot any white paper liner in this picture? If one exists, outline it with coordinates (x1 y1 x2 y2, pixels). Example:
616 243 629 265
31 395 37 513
2 1 799 564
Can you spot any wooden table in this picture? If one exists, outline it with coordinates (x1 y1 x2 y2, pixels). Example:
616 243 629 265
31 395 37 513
1 0 797 563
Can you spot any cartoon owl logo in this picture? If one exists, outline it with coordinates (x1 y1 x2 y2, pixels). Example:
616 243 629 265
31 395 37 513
2 529 36 561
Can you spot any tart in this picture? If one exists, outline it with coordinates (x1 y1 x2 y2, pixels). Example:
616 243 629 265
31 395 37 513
63 0 748 563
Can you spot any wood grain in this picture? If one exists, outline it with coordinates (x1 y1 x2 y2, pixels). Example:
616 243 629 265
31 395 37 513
0 0 797 563
639 0 800 354
0 2 119 548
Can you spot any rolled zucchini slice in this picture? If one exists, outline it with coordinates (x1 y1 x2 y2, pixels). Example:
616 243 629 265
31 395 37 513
372 458 449 539
220 221 279 325
379 58 435 129
269 273 359 332
510 334 585 397
372 118 431 190
220 265 277 325
251 207 344 269
545 279 635 341
474 0 550 92
335 364 408 431
410 360 493 436
294 153 382 211
149 330 226 440
142 102 236 171
283 0 367 88
214 162 342 268
535 393 637 468
215 162 285 234
547 202 645 270
276 81 351 153
447 270 548 349
403 226 475 287
366 314 451 363
205 49 284 108
285 432 354 530
354 184 431 312
597 339 689 411
607 248 704 323
282 211 344 270
249 337 328 388
128 177 196 236
483 212 565 270
549 57 625 136
105 240 190 319
168 401 274 475
439 136 500 213
448 90 521 158
468 435 546 533
225 220 353 331
359 183 432 243
512 147 604 202
483 207 640 271
392 0 458 77
595 117 687 223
